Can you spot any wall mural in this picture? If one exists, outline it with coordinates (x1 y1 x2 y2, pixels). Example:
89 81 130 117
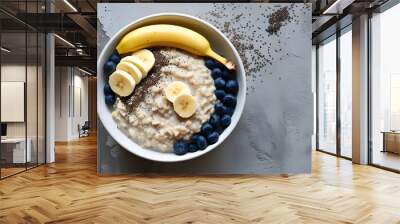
97 3 312 174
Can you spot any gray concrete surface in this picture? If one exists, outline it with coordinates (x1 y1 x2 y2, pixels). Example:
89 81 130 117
97 3 312 174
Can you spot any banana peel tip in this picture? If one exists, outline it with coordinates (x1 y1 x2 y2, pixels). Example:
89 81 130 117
226 61 236 70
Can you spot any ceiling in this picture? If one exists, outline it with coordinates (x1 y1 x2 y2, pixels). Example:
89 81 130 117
0 0 390 74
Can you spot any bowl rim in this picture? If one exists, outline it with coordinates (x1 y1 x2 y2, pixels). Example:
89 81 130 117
97 12 246 162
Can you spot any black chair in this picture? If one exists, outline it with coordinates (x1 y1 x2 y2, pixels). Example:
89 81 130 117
79 121 90 138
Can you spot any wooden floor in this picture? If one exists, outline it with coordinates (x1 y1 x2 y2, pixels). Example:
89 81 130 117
1 167 26 178
372 150 400 171
1 135 400 224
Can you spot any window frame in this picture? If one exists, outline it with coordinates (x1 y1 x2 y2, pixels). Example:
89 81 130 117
315 24 353 161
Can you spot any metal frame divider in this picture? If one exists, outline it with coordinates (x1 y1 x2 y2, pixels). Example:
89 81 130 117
336 27 341 157
36 0 39 168
0 19 2 179
367 10 373 166
24 0 28 171
316 44 319 151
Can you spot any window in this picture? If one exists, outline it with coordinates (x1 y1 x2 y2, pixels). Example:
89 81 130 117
390 74 400 130
370 3 400 171
317 35 337 154
340 28 352 158
316 26 353 159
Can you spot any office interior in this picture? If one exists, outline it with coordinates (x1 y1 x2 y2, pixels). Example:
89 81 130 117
0 0 399 183
0 0 97 179
314 3 400 172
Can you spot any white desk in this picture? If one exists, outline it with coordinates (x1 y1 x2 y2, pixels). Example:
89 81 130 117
1 138 31 163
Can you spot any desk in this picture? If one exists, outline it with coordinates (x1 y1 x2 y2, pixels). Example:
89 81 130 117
1 138 31 163
382 132 400 154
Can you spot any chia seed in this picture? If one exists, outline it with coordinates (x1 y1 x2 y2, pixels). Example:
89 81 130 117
120 49 168 113
196 4 299 93
266 7 291 35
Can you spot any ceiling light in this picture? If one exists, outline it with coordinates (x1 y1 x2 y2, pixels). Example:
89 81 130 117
323 0 342 14
322 0 355 14
1 47 11 53
54 34 75 48
63 0 78 12
78 67 92 76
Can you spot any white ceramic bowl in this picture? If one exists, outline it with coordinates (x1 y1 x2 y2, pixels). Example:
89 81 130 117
98 13 246 162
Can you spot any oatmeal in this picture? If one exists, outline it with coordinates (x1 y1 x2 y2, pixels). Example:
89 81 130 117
113 48 216 152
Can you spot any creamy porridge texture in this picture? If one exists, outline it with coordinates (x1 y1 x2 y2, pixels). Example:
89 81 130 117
113 48 216 152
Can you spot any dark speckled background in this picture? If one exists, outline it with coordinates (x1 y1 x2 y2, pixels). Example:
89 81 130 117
97 3 312 174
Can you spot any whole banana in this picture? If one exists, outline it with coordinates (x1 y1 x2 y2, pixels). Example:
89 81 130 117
116 24 235 70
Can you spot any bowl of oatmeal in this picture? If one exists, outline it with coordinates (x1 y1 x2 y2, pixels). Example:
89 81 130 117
98 13 246 162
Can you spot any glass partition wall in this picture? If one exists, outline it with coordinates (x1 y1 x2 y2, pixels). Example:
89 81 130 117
339 27 352 159
316 26 352 159
370 3 400 171
317 35 337 155
0 1 46 179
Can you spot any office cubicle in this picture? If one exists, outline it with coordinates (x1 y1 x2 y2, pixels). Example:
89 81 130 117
0 1 46 179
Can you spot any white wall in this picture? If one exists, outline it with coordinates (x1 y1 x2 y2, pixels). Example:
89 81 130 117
54 66 69 141
54 67 89 141
71 73 89 138
1 63 46 164
1 65 40 137
1 64 28 141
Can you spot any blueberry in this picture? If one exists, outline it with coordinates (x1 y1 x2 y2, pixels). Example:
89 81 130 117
214 103 226 115
207 132 219 144
188 143 198 153
222 70 233 80
109 52 120 64
211 68 222 79
215 90 226 101
105 94 115 106
191 134 201 142
215 125 224 134
173 140 189 155
194 135 208 150
201 123 214 136
220 115 231 127
214 78 226 90
215 61 224 69
225 80 239 94
223 94 237 108
205 59 217 69
209 114 221 127
104 84 114 95
103 60 116 75
225 107 235 116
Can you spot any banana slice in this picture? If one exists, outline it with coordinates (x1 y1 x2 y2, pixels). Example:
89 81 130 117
173 94 197 118
121 55 148 77
132 49 155 74
165 81 191 103
109 70 136 97
116 61 143 84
